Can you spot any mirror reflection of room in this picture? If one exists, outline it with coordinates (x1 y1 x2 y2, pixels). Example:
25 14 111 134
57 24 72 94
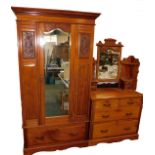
43 29 70 117
98 49 119 80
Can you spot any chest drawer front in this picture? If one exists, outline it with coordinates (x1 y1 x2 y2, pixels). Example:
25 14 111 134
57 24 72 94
25 124 86 147
117 120 138 135
120 97 142 107
94 99 119 111
92 120 138 139
93 106 141 122
92 121 116 138
94 97 142 112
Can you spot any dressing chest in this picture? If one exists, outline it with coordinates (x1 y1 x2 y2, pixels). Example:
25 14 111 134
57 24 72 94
89 88 142 144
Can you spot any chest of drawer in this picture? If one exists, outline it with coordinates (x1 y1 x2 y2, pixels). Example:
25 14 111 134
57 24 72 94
94 99 119 112
93 97 142 112
92 120 138 139
93 106 141 122
120 97 142 107
25 124 86 147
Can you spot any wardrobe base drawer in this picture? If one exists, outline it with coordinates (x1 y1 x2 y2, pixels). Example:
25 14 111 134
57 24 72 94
25 124 87 147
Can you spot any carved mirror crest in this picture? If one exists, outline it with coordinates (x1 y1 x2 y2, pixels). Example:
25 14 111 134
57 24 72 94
96 39 123 82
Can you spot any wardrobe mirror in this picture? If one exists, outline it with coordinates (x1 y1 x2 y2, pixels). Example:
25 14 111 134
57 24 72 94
43 29 70 117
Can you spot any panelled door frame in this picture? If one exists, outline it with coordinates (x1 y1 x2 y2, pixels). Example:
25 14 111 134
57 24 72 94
37 22 74 125
73 25 94 122
37 23 95 126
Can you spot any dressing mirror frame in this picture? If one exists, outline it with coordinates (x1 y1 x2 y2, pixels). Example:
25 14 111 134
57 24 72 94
96 38 123 82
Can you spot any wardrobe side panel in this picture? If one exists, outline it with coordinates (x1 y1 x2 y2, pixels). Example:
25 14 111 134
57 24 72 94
17 21 39 125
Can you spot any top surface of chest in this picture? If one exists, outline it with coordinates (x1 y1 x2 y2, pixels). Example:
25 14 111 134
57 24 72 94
91 88 142 100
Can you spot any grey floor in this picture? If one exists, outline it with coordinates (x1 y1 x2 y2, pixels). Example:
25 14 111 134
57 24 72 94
45 84 68 117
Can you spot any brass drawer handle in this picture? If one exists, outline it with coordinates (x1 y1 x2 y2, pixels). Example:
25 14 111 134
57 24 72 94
69 132 78 136
126 112 133 116
100 129 108 133
115 109 121 112
124 127 131 131
103 103 111 107
127 101 134 105
102 115 110 118
35 136 44 141
46 129 59 134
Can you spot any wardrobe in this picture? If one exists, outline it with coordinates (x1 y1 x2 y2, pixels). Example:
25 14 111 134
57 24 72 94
12 7 143 155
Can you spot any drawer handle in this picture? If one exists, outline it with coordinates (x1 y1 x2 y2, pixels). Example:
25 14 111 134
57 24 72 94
115 109 121 112
35 136 44 141
69 132 78 137
102 115 110 118
127 101 134 105
103 103 111 107
124 127 131 131
100 129 108 133
126 112 133 116
46 129 59 134
45 129 59 141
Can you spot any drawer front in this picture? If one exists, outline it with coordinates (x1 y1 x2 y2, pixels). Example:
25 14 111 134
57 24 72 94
94 97 142 112
117 120 138 135
120 97 142 107
94 99 119 112
92 120 138 139
25 124 86 147
93 106 141 122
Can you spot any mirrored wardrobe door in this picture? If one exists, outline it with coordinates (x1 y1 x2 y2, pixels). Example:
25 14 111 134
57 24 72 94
40 24 71 118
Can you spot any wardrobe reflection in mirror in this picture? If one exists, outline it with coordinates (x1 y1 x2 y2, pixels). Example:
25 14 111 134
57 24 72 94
43 29 70 117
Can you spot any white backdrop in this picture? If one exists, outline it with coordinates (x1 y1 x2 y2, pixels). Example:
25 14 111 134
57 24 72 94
0 0 155 155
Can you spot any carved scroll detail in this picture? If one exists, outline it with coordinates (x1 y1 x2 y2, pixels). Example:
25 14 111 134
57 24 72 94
121 56 140 65
23 31 35 59
44 23 71 32
120 55 140 90
96 38 123 47
79 33 90 58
